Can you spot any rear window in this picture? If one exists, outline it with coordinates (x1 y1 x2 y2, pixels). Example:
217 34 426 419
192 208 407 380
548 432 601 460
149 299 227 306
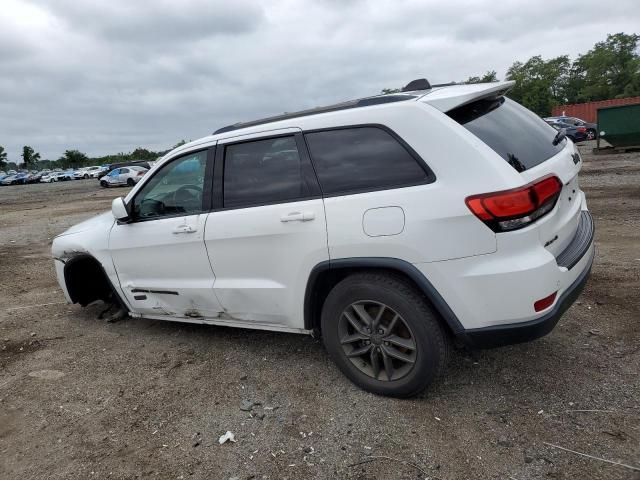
447 97 565 172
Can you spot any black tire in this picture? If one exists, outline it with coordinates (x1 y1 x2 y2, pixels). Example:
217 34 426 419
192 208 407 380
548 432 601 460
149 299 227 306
126 178 135 187
587 129 596 140
100 180 108 188
321 272 449 397
84 174 89 179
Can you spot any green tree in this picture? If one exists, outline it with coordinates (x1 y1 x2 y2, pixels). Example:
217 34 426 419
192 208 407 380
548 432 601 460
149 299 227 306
22 145 41 170
506 55 571 116
0 146 7 170
465 70 498 84
571 33 640 101
130 147 157 161
58 150 89 169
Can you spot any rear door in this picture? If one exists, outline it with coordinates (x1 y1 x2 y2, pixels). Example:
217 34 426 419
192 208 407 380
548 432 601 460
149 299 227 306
204 129 328 329
118 167 130 185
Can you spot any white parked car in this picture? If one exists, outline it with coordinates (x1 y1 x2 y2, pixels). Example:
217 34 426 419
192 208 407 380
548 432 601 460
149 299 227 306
52 79 594 397
41 172 71 183
99 166 148 187
40 172 59 183
73 168 88 179
89 166 108 178
74 166 103 179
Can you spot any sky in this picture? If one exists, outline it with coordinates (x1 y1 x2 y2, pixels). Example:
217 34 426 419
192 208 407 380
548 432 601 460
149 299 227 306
1 0 639 163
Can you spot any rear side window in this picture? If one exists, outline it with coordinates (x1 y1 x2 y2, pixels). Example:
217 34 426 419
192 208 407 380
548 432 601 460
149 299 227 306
223 136 310 208
447 97 565 172
305 127 430 195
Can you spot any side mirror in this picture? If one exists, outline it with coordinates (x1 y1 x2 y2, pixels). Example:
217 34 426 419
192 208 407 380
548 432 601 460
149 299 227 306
111 197 130 222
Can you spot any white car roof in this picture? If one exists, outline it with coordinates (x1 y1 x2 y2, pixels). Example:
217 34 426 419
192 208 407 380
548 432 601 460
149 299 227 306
164 80 515 161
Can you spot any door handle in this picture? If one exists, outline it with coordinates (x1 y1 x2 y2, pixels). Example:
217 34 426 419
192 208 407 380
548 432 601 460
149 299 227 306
172 225 196 234
280 211 315 223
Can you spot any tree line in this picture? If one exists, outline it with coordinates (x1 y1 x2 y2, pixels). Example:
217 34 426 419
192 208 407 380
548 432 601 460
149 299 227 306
0 141 187 172
384 32 640 117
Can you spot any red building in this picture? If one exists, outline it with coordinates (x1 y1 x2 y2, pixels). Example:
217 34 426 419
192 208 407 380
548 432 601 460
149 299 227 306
552 96 640 123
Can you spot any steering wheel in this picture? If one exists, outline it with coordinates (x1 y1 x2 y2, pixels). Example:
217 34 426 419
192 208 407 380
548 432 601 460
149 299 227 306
139 198 166 217
172 185 202 212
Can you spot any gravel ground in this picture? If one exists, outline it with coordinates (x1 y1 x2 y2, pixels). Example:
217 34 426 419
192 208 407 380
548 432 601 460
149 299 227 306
1 144 639 480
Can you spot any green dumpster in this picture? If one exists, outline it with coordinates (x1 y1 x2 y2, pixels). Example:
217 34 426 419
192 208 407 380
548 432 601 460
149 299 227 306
598 103 640 148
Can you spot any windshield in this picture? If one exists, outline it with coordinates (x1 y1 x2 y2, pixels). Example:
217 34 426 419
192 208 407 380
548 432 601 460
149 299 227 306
447 97 566 172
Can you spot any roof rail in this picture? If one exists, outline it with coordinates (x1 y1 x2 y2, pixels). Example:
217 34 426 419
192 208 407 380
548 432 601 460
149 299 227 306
213 93 417 135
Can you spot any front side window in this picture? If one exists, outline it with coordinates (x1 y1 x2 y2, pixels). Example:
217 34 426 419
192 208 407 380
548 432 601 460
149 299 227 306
131 151 207 220
304 127 429 195
223 136 309 208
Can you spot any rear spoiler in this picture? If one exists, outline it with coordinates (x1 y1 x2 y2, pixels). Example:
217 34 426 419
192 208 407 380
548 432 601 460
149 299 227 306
420 80 516 112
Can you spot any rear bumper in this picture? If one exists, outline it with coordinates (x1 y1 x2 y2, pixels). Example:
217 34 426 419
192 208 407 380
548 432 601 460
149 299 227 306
463 247 593 348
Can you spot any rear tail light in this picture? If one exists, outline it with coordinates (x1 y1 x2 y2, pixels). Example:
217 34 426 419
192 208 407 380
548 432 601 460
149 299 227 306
466 175 562 232
137 171 145 176
576 127 587 133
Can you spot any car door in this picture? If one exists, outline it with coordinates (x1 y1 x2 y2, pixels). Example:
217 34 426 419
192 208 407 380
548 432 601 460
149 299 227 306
204 130 328 330
105 168 119 185
109 147 224 319
118 167 130 185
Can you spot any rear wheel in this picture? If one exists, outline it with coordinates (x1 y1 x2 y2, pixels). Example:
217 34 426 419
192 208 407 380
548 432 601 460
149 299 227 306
321 273 449 397
126 178 135 187
587 129 596 140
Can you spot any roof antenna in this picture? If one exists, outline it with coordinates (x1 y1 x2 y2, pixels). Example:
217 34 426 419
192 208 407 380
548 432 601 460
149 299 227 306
402 78 431 92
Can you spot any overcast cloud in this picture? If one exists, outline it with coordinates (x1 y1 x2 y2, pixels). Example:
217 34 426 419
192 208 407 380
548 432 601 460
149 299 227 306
1 0 638 162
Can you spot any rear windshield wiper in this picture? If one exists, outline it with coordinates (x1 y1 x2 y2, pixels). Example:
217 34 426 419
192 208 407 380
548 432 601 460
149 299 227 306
552 129 566 146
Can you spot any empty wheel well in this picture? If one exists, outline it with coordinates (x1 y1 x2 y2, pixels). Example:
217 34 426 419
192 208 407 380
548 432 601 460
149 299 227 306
63 255 120 307
304 259 466 340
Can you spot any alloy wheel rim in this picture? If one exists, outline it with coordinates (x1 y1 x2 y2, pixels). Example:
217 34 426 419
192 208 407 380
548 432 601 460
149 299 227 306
338 301 417 381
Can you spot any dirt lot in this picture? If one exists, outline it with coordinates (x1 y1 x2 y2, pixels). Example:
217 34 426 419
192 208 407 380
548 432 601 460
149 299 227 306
1 144 639 480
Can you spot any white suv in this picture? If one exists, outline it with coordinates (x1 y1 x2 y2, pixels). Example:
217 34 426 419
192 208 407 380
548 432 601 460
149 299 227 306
52 79 594 397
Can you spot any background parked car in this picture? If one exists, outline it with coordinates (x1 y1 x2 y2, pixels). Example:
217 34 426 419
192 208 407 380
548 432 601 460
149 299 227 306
73 168 88 180
97 161 150 179
79 166 103 178
544 120 588 143
90 166 108 178
28 172 46 183
40 172 59 183
1 173 29 185
100 166 148 187
545 116 597 140
60 170 75 181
